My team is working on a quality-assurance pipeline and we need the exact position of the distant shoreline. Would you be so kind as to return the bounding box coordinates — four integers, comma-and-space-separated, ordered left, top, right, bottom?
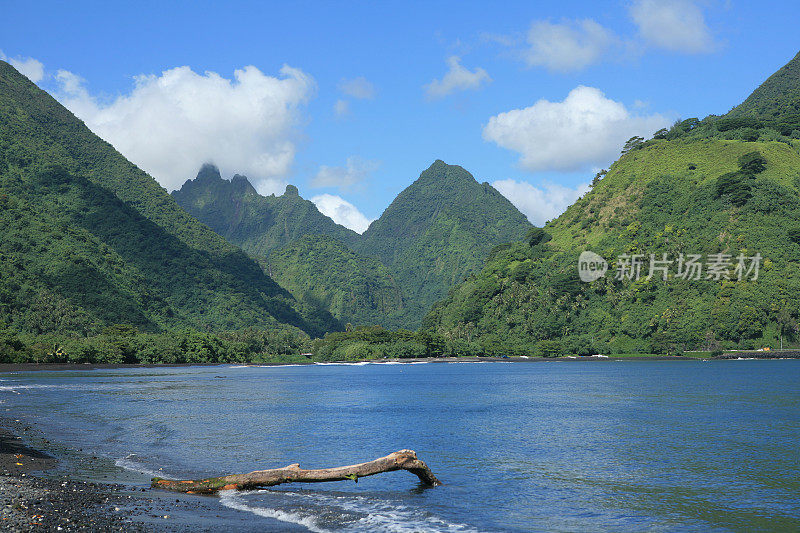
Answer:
3, 352, 800, 373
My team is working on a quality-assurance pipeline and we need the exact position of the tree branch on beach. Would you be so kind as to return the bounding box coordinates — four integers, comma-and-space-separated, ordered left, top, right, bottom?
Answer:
151, 450, 441, 494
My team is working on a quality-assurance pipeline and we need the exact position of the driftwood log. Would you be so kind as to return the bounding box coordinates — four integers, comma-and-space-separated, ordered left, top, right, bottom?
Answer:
151, 449, 440, 494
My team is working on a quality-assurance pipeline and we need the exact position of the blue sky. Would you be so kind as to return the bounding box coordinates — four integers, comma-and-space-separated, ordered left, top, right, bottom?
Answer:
2, 0, 799, 231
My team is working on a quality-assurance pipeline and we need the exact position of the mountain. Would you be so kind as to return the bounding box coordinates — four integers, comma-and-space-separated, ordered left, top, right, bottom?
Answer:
425, 53, 800, 355
266, 235, 406, 328
175, 159, 532, 329
172, 165, 359, 257
354, 160, 532, 318
173, 167, 406, 326
0, 60, 337, 337
726, 51, 800, 126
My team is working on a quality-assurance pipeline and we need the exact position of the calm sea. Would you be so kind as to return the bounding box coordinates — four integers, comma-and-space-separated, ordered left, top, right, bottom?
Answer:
1, 360, 798, 532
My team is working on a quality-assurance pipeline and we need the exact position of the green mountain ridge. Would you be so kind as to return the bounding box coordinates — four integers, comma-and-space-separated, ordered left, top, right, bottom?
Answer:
727, 51, 800, 124
354, 160, 533, 316
172, 165, 406, 327
0, 59, 337, 338
174, 159, 532, 329
424, 52, 800, 355
267, 235, 407, 328
172, 164, 359, 257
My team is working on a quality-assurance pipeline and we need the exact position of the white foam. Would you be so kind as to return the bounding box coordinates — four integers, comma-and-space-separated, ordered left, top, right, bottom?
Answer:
219, 490, 328, 532
0, 384, 62, 392
114, 454, 170, 478
314, 361, 370, 366
228, 364, 305, 368
224, 489, 479, 533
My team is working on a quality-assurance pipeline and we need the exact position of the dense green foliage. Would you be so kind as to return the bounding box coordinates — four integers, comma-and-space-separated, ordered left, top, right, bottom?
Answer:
624, 53, 800, 151
425, 136, 800, 354
173, 166, 405, 327
310, 324, 569, 359
353, 160, 532, 324
172, 165, 359, 257
267, 235, 407, 328
0, 326, 312, 365
0, 60, 337, 338
175, 159, 532, 329
726, 51, 800, 126
9, 51, 800, 362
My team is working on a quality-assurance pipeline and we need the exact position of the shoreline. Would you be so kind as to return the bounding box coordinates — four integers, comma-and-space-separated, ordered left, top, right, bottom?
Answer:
0, 418, 151, 531
4, 353, 799, 374
0, 418, 261, 532
0, 355, 702, 373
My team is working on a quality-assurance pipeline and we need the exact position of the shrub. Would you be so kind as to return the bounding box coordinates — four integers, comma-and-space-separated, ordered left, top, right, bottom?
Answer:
526, 228, 552, 247
534, 339, 563, 358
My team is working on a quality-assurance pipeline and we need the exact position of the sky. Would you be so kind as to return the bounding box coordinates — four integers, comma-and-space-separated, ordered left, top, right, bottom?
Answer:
2, 0, 799, 232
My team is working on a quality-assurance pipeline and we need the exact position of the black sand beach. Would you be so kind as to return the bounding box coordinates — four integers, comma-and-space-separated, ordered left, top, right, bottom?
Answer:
0, 419, 266, 532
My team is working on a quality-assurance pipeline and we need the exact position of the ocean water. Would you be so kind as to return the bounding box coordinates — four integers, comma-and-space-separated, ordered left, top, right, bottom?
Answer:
1, 360, 799, 532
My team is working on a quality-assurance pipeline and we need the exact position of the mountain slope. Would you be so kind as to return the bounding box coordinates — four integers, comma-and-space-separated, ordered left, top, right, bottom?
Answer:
727, 51, 800, 124
355, 160, 532, 321
267, 235, 407, 327
173, 167, 406, 326
0, 60, 337, 336
174, 160, 532, 329
426, 136, 800, 354
425, 53, 800, 354
172, 165, 359, 257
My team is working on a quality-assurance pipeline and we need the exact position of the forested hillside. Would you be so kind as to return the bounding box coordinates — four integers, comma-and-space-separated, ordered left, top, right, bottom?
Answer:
0, 60, 337, 340
424, 53, 800, 356
267, 235, 407, 328
175, 159, 532, 329
726, 50, 800, 125
172, 165, 359, 256
173, 167, 406, 326
354, 160, 532, 318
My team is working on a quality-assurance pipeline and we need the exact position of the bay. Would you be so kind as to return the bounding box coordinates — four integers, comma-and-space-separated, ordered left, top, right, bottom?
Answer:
1, 360, 798, 532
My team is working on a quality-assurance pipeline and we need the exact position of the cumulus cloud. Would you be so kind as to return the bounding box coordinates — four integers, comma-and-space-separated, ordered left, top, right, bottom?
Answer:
53, 64, 315, 194
0, 50, 45, 82
424, 56, 491, 99
311, 156, 379, 190
630, 0, 716, 54
493, 179, 590, 225
311, 194, 372, 233
338, 76, 375, 99
482, 86, 670, 172
524, 19, 616, 72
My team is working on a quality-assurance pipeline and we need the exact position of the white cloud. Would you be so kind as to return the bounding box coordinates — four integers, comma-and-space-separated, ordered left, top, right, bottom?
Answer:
311, 194, 372, 234
334, 99, 350, 117
0, 50, 45, 83
311, 156, 379, 190
524, 19, 616, 72
630, 0, 716, 54
53, 64, 315, 194
482, 86, 670, 172
424, 56, 491, 99
338, 76, 375, 99
493, 179, 590, 225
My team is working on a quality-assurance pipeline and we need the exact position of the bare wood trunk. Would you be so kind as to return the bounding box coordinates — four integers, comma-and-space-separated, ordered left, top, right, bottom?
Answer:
151, 449, 441, 494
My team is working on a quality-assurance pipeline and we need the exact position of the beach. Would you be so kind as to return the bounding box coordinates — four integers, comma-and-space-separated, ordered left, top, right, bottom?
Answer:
0, 418, 249, 532
1, 418, 145, 531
